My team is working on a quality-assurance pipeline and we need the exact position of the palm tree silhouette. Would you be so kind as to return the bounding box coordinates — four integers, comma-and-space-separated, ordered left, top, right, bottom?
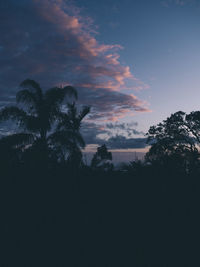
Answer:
0, 79, 78, 162
49, 102, 90, 165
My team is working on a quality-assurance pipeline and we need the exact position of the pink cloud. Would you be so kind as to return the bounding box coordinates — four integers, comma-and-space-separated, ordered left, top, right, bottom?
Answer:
0, 0, 150, 122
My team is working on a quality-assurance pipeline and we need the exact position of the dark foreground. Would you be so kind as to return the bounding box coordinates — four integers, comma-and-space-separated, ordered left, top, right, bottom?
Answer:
1, 166, 200, 267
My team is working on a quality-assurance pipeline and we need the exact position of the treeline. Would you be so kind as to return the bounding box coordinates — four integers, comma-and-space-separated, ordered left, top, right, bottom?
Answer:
1, 80, 200, 266
2, 80, 200, 176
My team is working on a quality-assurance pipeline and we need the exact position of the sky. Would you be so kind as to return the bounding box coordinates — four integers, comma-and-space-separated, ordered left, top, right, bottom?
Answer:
0, 0, 200, 160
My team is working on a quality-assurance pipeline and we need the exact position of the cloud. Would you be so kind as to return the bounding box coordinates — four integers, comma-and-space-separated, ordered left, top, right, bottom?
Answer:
78, 87, 149, 121
106, 122, 144, 136
81, 122, 107, 144
105, 136, 147, 149
81, 122, 147, 149
0, 0, 150, 122
161, 0, 195, 7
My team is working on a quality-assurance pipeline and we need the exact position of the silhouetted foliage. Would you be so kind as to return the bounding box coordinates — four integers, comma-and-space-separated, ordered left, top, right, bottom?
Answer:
2, 83, 200, 266
91, 144, 113, 171
0, 79, 89, 168
120, 159, 145, 174
50, 102, 90, 167
146, 111, 200, 173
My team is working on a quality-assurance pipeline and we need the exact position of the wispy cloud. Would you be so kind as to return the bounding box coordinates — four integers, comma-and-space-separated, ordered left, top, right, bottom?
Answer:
161, 0, 195, 7
0, 0, 150, 122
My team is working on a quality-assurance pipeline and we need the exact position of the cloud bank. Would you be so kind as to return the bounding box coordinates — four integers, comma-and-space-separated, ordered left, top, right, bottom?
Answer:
0, 0, 150, 149
81, 122, 147, 149
0, 0, 149, 122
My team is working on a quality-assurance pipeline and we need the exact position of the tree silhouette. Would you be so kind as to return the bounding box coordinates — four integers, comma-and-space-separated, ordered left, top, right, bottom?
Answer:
91, 144, 113, 171
0, 79, 85, 165
120, 159, 144, 173
146, 111, 200, 172
49, 102, 90, 166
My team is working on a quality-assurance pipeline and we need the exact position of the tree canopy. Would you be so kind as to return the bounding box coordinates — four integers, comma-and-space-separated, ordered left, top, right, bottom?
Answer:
0, 79, 89, 167
146, 111, 200, 172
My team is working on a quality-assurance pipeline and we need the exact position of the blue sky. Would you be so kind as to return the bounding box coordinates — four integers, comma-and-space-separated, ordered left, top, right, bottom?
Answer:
75, 0, 200, 131
0, 0, 200, 155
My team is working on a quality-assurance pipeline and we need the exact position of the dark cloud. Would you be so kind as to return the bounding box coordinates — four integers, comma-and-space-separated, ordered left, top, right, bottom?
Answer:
0, 0, 150, 122
81, 122, 107, 144
81, 122, 147, 149
78, 87, 148, 121
105, 136, 147, 149
106, 122, 138, 129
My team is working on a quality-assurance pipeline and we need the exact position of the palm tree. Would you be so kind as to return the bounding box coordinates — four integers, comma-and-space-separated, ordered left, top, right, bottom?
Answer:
49, 102, 90, 166
0, 79, 78, 163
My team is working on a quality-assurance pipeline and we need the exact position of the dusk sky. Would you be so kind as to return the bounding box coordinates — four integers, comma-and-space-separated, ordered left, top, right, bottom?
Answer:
1, 0, 200, 158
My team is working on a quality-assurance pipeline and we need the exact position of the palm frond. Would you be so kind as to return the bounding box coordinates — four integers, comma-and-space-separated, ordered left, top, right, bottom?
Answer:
25, 115, 41, 133
49, 129, 85, 148
67, 102, 77, 118
45, 86, 77, 107
16, 89, 37, 110
45, 87, 65, 106
45, 87, 77, 125
0, 133, 34, 149
0, 106, 28, 125
20, 79, 43, 102
78, 106, 90, 122
63, 85, 78, 100
56, 113, 71, 130
74, 131, 85, 148
48, 131, 72, 148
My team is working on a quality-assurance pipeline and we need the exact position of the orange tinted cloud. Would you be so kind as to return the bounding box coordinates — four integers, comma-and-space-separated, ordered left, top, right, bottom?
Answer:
0, 0, 150, 122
